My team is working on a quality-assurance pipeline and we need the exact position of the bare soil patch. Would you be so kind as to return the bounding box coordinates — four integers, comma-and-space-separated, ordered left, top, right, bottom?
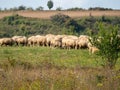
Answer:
0, 10, 120, 19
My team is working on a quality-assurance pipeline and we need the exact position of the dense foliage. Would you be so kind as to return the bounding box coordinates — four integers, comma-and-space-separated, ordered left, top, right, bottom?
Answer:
88, 7, 113, 11
91, 23, 120, 69
47, 0, 54, 10
0, 14, 120, 37
0, 6, 114, 11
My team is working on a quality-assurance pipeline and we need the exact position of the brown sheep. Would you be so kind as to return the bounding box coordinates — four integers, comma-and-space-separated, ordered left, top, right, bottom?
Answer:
89, 46, 99, 54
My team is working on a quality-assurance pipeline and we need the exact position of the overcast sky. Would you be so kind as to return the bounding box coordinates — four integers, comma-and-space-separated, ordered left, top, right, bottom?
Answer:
0, 0, 120, 10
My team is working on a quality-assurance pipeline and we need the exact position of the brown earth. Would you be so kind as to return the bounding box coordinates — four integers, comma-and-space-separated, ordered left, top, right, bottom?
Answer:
0, 10, 120, 19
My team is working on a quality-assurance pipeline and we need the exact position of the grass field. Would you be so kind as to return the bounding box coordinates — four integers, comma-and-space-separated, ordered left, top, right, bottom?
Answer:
0, 47, 120, 90
0, 10, 120, 19
0, 10, 120, 90
1, 46, 120, 68
0, 46, 99, 68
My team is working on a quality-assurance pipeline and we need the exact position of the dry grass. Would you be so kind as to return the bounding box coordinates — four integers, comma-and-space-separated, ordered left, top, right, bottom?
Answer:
0, 47, 120, 90
0, 64, 120, 90
0, 10, 120, 19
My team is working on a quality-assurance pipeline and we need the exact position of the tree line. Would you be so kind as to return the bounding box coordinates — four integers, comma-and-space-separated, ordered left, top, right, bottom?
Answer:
0, 5, 44, 11
0, 0, 118, 11
0, 6, 114, 12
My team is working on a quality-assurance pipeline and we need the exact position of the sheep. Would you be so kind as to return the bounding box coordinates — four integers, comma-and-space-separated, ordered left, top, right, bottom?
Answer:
66, 38, 77, 49
0, 38, 13, 46
67, 35, 78, 40
28, 36, 37, 46
87, 38, 99, 54
50, 35, 66, 48
62, 35, 78, 49
89, 46, 99, 54
45, 34, 55, 47
75, 35, 91, 49
35, 35, 46, 46
12, 36, 28, 46
0, 34, 98, 52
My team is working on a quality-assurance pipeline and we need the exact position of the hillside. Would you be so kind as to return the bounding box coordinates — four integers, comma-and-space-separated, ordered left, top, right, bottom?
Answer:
0, 11, 120, 37
0, 10, 120, 90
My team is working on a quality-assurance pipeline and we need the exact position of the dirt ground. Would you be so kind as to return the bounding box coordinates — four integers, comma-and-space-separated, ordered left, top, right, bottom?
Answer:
0, 10, 120, 19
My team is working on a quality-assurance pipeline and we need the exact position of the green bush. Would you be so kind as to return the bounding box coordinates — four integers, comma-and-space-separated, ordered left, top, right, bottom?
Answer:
50, 13, 70, 26
91, 23, 120, 69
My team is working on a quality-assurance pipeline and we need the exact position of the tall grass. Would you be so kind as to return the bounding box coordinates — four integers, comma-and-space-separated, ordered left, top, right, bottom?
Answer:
0, 65, 120, 90
0, 46, 120, 90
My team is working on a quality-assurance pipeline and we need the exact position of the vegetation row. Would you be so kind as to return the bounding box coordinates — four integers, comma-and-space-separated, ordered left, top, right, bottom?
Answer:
0, 14, 120, 38
0, 5, 114, 11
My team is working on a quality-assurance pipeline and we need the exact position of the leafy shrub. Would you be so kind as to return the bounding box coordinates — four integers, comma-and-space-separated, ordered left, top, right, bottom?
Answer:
51, 13, 70, 26
91, 23, 120, 69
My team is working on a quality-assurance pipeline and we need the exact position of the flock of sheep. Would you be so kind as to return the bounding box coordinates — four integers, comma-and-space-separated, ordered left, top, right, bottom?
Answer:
0, 34, 99, 53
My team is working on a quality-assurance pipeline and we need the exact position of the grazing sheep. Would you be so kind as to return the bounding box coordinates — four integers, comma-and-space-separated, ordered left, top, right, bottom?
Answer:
35, 35, 46, 46
45, 34, 55, 47
28, 36, 36, 46
62, 35, 78, 49
76, 35, 91, 49
12, 36, 28, 46
0, 38, 13, 46
51, 35, 65, 48
89, 46, 99, 54
0, 34, 99, 54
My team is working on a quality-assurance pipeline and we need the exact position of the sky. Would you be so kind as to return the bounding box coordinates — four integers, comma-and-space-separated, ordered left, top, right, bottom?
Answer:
0, 0, 120, 10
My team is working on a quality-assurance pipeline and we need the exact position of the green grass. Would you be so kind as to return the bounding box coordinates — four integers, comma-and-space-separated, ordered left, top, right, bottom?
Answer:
0, 46, 120, 69
0, 46, 101, 68
0, 46, 120, 90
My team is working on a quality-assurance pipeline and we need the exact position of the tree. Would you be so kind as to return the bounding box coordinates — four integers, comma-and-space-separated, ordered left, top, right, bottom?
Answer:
47, 0, 53, 10
18, 5, 26, 10
36, 6, 44, 11
27, 7, 33, 11
56, 7, 62, 11
0, 8, 2, 11
91, 23, 120, 69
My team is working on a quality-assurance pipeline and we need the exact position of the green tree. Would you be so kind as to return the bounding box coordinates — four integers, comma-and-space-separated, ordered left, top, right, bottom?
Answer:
47, 0, 53, 10
27, 7, 33, 11
36, 6, 44, 11
51, 14, 70, 25
91, 23, 120, 69
18, 5, 26, 10
56, 7, 62, 11
0, 8, 2, 11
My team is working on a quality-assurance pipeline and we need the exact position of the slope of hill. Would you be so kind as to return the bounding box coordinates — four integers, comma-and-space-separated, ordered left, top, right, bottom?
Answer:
0, 13, 120, 37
